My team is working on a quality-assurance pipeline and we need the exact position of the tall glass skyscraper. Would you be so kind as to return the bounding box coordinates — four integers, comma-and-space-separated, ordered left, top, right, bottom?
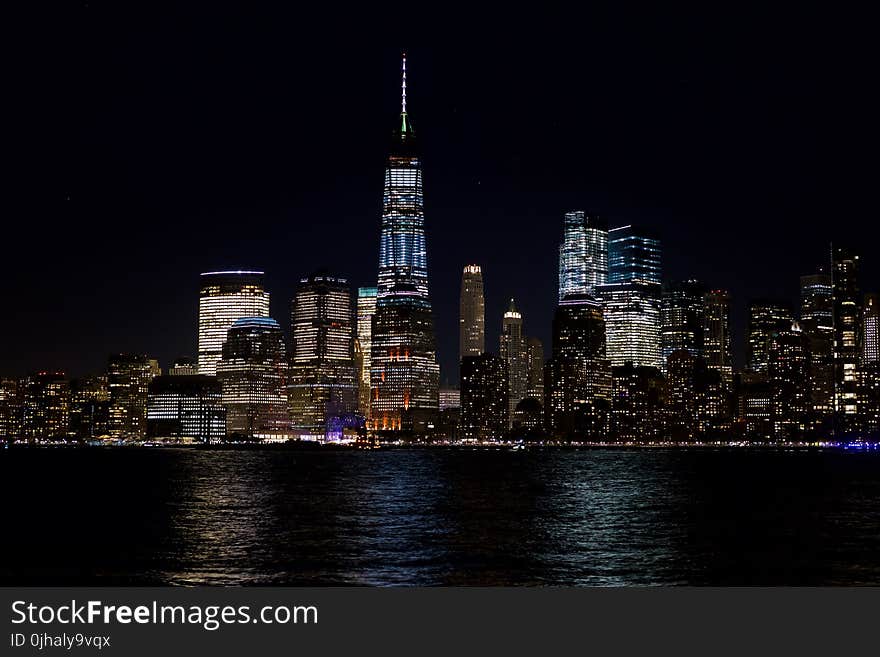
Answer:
607, 225, 661, 285
356, 287, 378, 419
288, 273, 358, 438
459, 264, 485, 361
558, 211, 607, 300
596, 224, 662, 369
198, 271, 270, 376
370, 55, 440, 434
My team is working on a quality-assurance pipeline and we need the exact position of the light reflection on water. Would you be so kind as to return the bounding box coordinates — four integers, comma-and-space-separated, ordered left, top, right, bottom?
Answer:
2, 448, 880, 585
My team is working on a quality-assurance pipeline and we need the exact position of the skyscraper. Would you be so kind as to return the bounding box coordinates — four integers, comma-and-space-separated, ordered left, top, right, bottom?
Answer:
597, 282, 662, 368
460, 353, 508, 441
558, 211, 608, 300
596, 225, 662, 369
500, 298, 527, 426
544, 294, 612, 438
370, 54, 440, 434
607, 225, 661, 285
459, 265, 485, 361
525, 336, 545, 401
69, 374, 110, 441
661, 280, 705, 368
356, 287, 378, 418
21, 372, 70, 441
703, 290, 733, 386
108, 353, 155, 440
832, 246, 861, 429
288, 273, 358, 439
862, 293, 879, 365
800, 270, 835, 420
198, 271, 270, 376
747, 300, 793, 373
768, 323, 811, 440
860, 293, 880, 436
216, 317, 288, 440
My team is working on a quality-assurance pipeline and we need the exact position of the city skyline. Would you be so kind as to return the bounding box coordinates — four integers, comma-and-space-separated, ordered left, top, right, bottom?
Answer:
7, 14, 879, 384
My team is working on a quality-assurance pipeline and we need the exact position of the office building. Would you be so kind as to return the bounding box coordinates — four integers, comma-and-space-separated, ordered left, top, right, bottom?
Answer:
558, 211, 607, 300
198, 270, 270, 376
768, 323, 812, 440
146, 375, 226, 443
661, 280, 706, 368
703, 290, 733, 387
108, 354, 155, 440
800, 271, 835, 420
748, 300, 793, 373
459, 265, 485, 361
500, 298, 527, 426
460, 353, 508, 441
216, 317, 289, 440
356, 287, 378, 418
21, 372, 70, 441
832, 246, 861, 430
544, 294, 612, 439
370, 54, 440, 434
288, 273, 358, 439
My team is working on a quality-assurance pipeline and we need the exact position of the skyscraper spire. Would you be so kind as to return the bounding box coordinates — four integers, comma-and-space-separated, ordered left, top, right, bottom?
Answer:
401, 52, 407, 114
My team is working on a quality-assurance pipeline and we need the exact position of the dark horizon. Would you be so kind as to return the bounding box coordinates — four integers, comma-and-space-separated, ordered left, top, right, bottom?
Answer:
7, 4, 877, 382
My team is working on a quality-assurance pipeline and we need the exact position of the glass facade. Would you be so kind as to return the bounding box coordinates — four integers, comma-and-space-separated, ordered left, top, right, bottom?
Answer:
597, 225, 662, 369
370, 56, 440, 434
607, 225, 661, 285
198, 271, 270, 377
558, 211, 607, 300
596, 282, 662, 369
288, 273, 358, 438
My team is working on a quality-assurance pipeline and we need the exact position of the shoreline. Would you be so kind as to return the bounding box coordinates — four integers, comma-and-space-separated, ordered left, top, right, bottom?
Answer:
3, 441, 879, 452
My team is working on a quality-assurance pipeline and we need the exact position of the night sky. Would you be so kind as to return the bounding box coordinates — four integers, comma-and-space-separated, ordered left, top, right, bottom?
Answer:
7, 4, 877, 382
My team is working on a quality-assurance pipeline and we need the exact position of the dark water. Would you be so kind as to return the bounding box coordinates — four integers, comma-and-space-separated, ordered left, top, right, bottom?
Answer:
2, 448, 880, 586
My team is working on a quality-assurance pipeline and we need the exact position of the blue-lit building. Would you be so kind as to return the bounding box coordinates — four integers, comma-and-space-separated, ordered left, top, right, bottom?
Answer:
370, 55, 440, 434
607, 225, 661, 285
558, 211, 607, 300
596, 225, 663, 369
